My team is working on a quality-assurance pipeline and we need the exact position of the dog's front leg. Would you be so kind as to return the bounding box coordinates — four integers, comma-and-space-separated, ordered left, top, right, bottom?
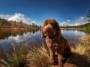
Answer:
48, 48, 55, 64
58, 54, 64, 67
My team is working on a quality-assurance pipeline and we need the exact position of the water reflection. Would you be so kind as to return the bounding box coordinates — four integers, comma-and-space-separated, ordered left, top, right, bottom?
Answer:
61, 30, 86, 40
0, 30, 87, 52
0, 32, 41, 44
0, 32, 41, 54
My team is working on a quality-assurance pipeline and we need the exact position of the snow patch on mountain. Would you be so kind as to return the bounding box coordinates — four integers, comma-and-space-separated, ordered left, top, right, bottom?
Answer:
0, 13, 36, 25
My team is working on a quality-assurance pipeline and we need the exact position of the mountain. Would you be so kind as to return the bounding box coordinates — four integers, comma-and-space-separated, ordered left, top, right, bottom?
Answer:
0, 13, 36, 25
0, 18, 40, 31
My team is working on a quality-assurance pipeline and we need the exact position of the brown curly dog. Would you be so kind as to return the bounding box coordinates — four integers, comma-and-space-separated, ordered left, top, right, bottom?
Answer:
42, 19, 71, 67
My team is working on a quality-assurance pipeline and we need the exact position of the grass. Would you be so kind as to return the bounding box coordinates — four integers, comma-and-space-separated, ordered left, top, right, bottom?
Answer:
26, 46, 49, 67
82, 24, 90, 33
27, 35, 90, 67
0, 35, 90, 67
72, 35, 90, 56
69, 35, 90, 67
0, 44, 29, 67
29, 35, 90, 67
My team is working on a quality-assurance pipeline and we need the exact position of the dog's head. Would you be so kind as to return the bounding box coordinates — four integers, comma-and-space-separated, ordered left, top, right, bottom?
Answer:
42, 19, 61, 39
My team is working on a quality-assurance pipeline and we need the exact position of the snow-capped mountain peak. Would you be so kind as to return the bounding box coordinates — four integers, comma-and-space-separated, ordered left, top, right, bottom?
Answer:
0, 13, 36, 25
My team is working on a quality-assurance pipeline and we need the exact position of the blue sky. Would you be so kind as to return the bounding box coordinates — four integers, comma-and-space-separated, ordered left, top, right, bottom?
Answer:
0, 0, 90, 25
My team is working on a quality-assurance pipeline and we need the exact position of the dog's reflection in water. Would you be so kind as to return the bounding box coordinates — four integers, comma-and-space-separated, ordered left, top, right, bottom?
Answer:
42, 19, 71, 67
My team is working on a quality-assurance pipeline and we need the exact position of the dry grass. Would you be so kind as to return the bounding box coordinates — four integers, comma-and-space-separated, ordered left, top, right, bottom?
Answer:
72, 35, 90, 58
69, 35, 90, 67
0, 35, 90, 67
26, 46, 49, 67
0, 44, 28, 67
28, 35, 90, 67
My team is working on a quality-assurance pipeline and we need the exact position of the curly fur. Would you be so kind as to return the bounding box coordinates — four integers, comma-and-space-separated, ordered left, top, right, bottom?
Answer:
42, 19, 71, 66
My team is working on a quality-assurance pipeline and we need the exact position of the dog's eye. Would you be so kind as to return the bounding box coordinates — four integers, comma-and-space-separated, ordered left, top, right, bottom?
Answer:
43, 35, 46, 38
42, 34, 46, 38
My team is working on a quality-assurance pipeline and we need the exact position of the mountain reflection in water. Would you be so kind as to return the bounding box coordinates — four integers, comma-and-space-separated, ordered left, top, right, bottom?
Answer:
0, 30, 86, 53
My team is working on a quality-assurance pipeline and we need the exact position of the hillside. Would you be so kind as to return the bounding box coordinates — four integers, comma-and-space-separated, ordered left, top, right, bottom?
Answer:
75, 23, 90, 28
0, 18, 40, 31
61, 22, 90, 33
80, 23, 90, 33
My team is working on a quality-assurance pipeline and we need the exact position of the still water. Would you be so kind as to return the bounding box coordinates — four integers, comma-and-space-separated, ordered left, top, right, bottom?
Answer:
0, 30, 87, 53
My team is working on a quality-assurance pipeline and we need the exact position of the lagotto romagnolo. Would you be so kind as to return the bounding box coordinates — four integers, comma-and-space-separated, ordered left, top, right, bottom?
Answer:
42, 19, 72, 66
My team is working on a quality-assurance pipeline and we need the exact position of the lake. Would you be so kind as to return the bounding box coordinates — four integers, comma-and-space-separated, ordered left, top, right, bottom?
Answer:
0, 29, 87, 53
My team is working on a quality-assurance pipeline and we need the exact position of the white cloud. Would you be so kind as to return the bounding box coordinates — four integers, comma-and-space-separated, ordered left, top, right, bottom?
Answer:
60, 16, 88, 26
0, 13, 37, 25
69, 16, 88, 26
0, 13, 88, 26
74, 16, 88, 25
0, 14, 11, 19
66, 19, 71, 22
60, 21, 67, 26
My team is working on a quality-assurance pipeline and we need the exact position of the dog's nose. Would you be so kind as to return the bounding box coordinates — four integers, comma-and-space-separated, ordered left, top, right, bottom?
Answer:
45, 36, 52, 42
45, 36, 50, 40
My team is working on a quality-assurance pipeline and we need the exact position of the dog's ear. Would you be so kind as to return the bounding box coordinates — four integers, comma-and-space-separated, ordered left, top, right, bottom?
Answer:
41, 20, 49, 38
43, 20, 49, 27
51, 19, 61, 36
41, 26, 46, 38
